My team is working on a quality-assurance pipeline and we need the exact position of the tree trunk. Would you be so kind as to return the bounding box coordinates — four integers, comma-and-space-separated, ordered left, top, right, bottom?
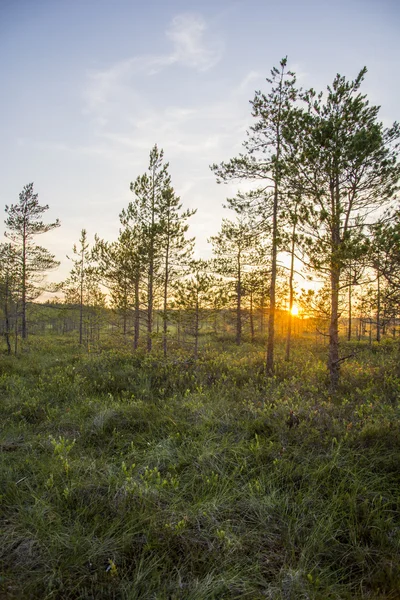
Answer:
347, 274, 352, 341
328, 173, 341, 390
328, 265, 340, 390
147, 258, 153, 352
21, 223, 27, 340
266, 184, 278, 375
79, 253, 84, 345
163, 235, 170, 357
14, 304, 19, 355
376, 267, 381, 342
249, 290, 255, 343
147, 174, 156, 353
260, 291, 265, 335
3, 276, 11, 355
134, 275, 140, 351
236, 254, 242, 345
194, 295, 199, 359
285, 210, 297, 361
122, 309, 127, 337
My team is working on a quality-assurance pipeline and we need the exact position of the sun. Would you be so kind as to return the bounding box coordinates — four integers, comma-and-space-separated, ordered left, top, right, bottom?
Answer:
290, 304, 299, 316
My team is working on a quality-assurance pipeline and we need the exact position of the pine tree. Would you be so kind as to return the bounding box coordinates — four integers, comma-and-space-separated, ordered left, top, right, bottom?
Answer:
64, 229, 91, 345
94, 227, 143, 348
369, 210, 400, 335
123, 145, 195, 353
210, 217, 259, 345
172, 260, 215, 358
64, 230, 104, 349
4, 183, 60, 339
124, 145, 171, 351
211, 58, 297, 373
291, 69, 400, 388
159, 186, 195, 356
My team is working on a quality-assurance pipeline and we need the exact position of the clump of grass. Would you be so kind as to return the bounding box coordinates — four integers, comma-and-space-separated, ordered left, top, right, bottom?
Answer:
1, 338, 399, 599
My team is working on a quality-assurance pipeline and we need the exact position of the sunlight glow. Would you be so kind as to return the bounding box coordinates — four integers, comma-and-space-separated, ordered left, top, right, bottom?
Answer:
291, 304, 299, 316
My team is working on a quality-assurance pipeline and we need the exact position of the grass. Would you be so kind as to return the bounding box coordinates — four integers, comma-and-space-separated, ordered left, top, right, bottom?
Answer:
1, 337, 400, 599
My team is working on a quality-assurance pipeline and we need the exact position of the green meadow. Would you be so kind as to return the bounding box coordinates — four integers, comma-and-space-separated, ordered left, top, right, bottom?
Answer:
1, 336, 399, 599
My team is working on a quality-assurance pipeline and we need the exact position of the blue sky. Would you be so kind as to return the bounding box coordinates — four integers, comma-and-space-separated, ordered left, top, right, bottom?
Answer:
1, 0, 399, 281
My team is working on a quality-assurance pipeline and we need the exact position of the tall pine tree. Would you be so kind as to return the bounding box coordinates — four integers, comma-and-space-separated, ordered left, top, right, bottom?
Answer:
212, 58, 297, 374
4, 183, 60, 340
291, 69, 400, 388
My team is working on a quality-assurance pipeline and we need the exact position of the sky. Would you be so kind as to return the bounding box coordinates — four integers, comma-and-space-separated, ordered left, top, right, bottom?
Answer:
1, 0, 399, 283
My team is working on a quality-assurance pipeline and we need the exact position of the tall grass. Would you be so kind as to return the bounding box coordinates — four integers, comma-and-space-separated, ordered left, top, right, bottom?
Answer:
1, 337, 399, 598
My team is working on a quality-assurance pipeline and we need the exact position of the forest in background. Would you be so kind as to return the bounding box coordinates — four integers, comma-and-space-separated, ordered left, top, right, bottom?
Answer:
1, 59, 400, 599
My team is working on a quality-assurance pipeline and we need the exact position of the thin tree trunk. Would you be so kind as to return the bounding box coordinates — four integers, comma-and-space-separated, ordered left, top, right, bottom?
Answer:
21, 222, 27, 340
266, 184, 278, 374
14, 305, 18, 355
134, 275, 140, 350
121, 281, 128, 337
328, 173, 341, 390
260, 291, 265, 335
347, 274, 352, 341
328, 265, 340, 389
147, 170, 156, 353
147, 259, 153, 352
163, 234, 170, 357
376, 267, 381, 342
249, 290, 255, 343
236, 253, 242, 345
4, 276, 11, 355
265, 63, 287, 374
285, 210, 297, 361
122, 309, 127, 336
79, 256, 84, 345
194, 295, 199, 359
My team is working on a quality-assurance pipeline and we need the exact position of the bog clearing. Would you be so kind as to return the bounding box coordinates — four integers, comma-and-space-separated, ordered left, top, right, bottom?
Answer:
1, 333, 399, 600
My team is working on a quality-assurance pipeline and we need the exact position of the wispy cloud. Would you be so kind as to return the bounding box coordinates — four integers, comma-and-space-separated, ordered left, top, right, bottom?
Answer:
16, 137, 118, 160
166, 14, 223, 71
83, 13, 223, 118
74, 10, 253, 250
235, 70, 263, 94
